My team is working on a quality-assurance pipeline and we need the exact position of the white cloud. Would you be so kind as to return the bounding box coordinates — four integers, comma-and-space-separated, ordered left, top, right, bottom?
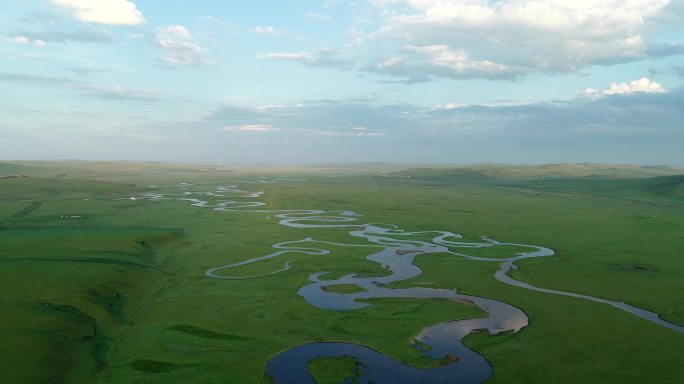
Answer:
9, 36, 30, 45
604, 77, 666, 95
254, 26, 299, 38
367, 44, 512, 81
257, 52, 314, 61
433, 102, 465, 110
222, 124, 279, 132
153, 25, 208, 65
364, 0, 676, 79
373, 0, 668, 31
311, 129, 383, 137
580, 77, 666, 98
162, 25, 191, 40
20, 53, 43, 61
220, 115, 383, 137
7, 36, 46, 47
256, 1, 677, 81
255, 104, 286, 111
409, 44, 508, 74
257, 48, 353, 68
254, 26, 280, 35
51, 0, 144, 26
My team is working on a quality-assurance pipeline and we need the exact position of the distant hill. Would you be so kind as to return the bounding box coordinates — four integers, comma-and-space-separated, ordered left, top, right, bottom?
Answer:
308, 162, 410, 171
2, 161, 683, 183
0, 162, 36, 177
645, 175, 684, 198
376, 164, 684, 205
514, 174, 684, 206
383, 163, 684, 181
382, 167, 495, 182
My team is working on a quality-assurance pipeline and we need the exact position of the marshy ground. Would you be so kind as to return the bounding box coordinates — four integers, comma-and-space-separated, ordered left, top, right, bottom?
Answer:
0, 161, 682, 383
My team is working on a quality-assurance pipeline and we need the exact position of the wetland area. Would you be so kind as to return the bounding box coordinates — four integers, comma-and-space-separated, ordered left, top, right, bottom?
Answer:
1, 161, 683, 383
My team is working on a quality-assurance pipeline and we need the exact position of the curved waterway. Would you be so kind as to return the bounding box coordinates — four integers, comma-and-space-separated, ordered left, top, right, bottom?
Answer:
136, 181, 684, 384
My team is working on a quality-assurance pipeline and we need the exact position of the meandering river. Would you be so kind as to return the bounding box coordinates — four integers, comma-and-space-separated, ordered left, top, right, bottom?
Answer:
135, 180, 683, 383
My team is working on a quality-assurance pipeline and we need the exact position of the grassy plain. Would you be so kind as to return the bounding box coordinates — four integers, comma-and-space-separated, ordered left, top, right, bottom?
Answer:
0, 161, 682, 383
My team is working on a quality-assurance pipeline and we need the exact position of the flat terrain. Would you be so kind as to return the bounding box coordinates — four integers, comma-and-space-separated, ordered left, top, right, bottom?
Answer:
0, 161, 683, 383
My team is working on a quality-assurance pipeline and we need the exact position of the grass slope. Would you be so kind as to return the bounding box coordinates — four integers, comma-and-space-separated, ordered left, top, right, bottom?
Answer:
0, 161, 682, 383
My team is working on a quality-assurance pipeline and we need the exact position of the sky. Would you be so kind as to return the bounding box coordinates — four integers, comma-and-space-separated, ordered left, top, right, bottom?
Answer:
1, 0, 683, 165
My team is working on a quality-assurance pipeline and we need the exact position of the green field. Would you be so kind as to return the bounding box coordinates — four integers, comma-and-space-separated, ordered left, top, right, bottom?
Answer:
1, 161, 683, 383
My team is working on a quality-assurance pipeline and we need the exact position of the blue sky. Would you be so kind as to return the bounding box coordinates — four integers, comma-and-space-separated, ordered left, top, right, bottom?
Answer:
1, 0, 683, 164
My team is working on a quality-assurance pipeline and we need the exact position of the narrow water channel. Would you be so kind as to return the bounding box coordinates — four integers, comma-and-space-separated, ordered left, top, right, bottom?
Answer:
137, 181, 683, 383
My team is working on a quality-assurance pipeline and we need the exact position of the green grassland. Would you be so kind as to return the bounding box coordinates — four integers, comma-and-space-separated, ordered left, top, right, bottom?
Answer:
0, 161, 683, 383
